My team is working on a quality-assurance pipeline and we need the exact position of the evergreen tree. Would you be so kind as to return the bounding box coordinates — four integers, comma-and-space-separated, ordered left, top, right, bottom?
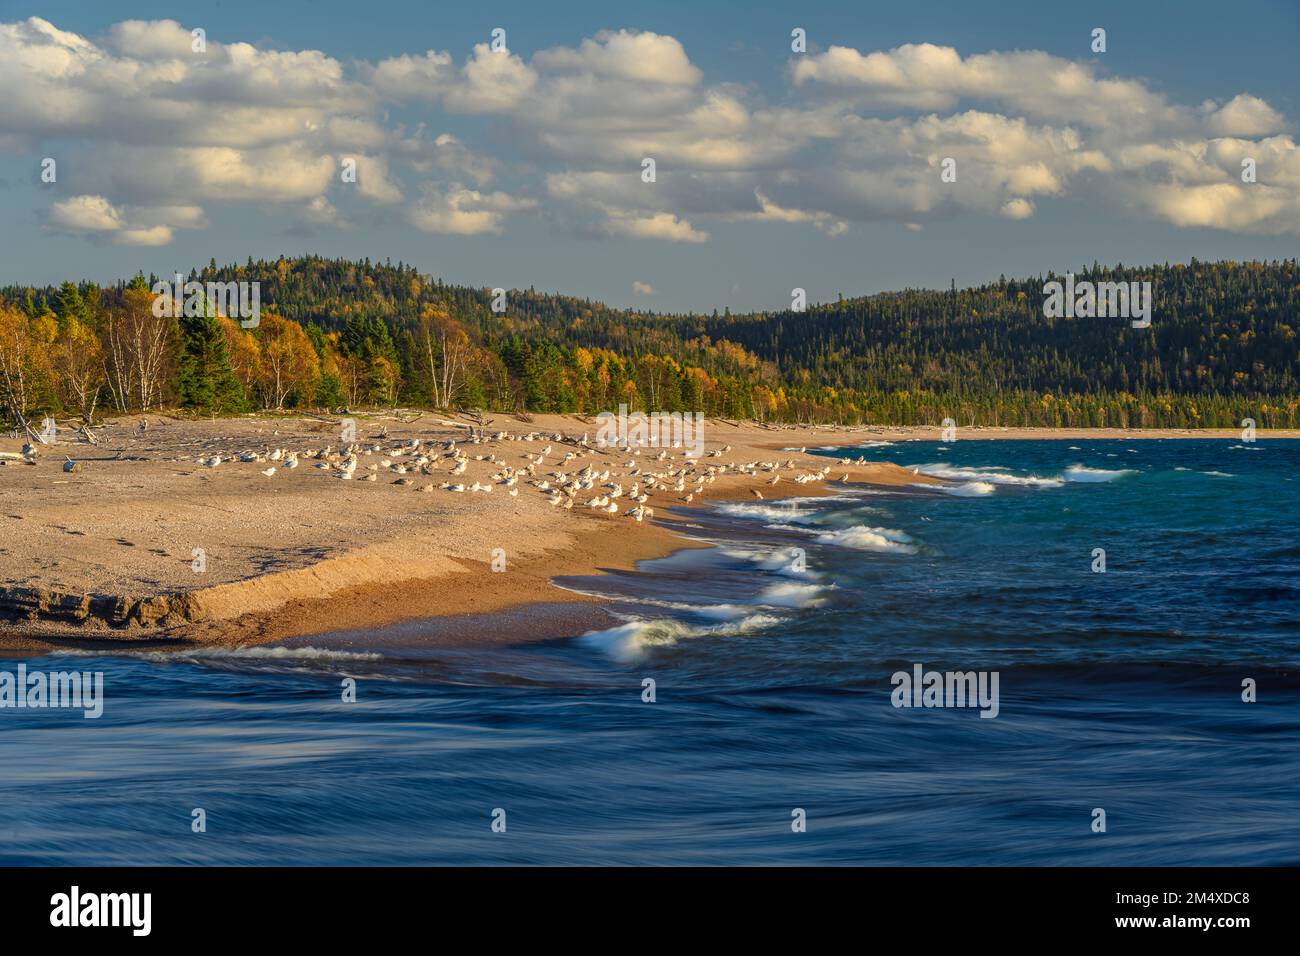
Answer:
178, 301, 246, 413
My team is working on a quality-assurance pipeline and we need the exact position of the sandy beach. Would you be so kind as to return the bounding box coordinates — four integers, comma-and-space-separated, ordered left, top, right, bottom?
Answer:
2, 413, 1292, 652
0, 411, 939, 651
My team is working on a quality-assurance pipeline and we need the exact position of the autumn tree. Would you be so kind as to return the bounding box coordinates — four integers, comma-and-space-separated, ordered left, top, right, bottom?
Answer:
54, 316, 104, 422
221, 317, 260, 403
257, 311, 319, 409
0, 302, 48, 432
415, 303, 474, 408
103, 279, 178, 411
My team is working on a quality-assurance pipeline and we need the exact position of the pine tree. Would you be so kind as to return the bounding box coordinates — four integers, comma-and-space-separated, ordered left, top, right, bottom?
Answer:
178, 301, 246, 413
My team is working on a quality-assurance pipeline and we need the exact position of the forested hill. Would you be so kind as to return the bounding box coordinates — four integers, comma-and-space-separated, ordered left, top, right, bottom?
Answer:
2, 256, 1298, 428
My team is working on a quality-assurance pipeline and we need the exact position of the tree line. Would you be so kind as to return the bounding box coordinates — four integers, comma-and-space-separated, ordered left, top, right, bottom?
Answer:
1, 255, 1296, 430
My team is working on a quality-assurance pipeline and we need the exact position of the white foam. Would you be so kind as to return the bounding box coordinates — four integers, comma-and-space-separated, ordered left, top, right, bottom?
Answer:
813, 525, 918, 552
579, 613, 781, 661
715, 501, 822, 524
727, 548, 821, 577
911, 463, 1064, 488
1062, 464, 1134, 482
551, 585, 756, 620
758, 581, 829, 607
925, 480, 997, 497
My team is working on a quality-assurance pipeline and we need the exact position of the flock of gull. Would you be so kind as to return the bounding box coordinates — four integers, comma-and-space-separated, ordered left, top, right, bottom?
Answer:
191, 427, 853, 523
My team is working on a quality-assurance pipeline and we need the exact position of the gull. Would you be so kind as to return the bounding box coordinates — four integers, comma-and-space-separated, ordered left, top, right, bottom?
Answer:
202, 455, 222, 468
443, 483, 466, 492
284, 456, 299, 469
260, 467, 276, 478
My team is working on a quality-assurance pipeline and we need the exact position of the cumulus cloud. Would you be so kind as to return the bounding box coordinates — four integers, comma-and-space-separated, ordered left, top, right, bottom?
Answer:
47, 194, 204, 245
407, 185, 536, 235
2, 17, 1296, 247
604, 212, 709, 242
632, 280, 656, 295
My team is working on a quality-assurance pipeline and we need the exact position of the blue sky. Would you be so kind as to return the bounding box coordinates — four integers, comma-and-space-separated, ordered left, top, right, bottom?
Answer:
2, 0, 1297, 311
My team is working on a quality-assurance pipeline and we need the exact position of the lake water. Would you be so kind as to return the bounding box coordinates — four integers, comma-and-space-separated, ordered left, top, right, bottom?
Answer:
2, 439, 1297, 865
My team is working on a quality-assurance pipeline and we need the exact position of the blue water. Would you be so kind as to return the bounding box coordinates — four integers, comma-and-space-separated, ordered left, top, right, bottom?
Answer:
2, 440, 1297, 865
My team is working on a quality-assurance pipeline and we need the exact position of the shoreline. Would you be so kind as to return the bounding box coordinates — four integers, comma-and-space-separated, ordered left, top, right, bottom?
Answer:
2, 415, 1291, 655
0, 412, 935, 653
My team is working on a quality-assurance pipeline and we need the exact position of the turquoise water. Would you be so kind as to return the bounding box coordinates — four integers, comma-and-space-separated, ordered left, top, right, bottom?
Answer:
2, 439, 1297, 865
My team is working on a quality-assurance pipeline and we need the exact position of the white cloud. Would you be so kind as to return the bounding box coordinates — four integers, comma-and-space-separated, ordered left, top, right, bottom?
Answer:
50, 195, 123, 232
534, 30, 700, 86
1000, 198, 1035, 220
632, 280, 656, 295
47, 194, 204, 245
445, 43, 536, 113
604, 212, 709, 242
2, 18, 1296, 247
407, 185, 536, 235
1202, 94, 1286, 137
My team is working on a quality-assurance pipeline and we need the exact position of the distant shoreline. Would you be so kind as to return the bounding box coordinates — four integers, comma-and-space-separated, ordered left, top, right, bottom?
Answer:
767, 425, 1300, 441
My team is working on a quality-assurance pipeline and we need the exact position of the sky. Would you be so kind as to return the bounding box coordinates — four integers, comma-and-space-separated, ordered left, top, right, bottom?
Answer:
1, 0, 1298, 312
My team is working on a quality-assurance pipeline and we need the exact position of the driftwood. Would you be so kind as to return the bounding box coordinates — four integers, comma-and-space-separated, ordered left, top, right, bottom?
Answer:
294, 411, 344, 424
7, 405, 43, 445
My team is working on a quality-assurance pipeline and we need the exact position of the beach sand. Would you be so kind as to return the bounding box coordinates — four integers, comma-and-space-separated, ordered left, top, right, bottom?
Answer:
0, 411, 935, 651
1, 413, 1290, 653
